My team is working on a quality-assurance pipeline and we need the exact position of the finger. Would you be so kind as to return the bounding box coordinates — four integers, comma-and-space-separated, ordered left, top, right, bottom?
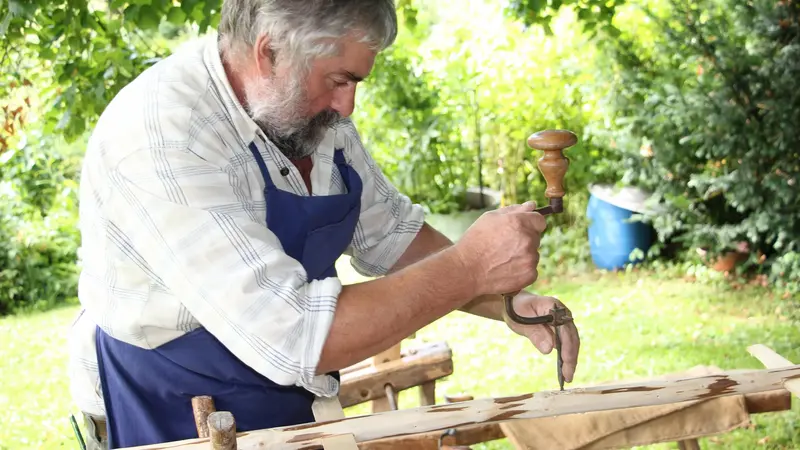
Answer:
559, 319, 581, 383
503, 201, 537, 214
525, 323, 555, 355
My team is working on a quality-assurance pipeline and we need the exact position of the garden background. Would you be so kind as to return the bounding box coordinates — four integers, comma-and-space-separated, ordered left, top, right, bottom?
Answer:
1, 0, 799, 448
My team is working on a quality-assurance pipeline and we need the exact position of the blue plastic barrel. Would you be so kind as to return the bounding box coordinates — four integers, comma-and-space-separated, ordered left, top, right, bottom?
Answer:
586, 190, 655, 271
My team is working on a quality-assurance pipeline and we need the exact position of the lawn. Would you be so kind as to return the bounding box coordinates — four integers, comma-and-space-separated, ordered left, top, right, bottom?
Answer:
1, 214, 798, 449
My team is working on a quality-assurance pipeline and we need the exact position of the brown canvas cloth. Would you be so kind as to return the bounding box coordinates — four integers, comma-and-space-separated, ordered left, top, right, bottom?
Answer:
500, 365, 751, 450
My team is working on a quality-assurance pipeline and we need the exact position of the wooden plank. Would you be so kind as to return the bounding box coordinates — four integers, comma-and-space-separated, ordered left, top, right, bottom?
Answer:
338, 341, 453, 408
747, 345, 800, 398
340, 342, 443, 376
743, 389, 791, 413
119, 365, 800, 450
359, 378, 791, 450
359, 423, 505, 450
360, 387, 791, 450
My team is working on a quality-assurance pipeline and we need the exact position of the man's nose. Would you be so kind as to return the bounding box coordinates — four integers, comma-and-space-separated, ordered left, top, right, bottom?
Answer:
330, 84, 356, 118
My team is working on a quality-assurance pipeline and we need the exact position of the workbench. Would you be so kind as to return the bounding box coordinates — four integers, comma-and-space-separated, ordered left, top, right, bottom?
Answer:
354, 364, 791, 450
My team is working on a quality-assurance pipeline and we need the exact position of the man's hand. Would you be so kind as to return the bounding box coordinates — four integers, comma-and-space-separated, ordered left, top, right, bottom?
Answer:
452, 201, 546, 297
502, 291, 580, 384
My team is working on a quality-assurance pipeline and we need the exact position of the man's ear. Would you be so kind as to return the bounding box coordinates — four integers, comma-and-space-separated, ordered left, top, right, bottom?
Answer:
253, 34, 276, 76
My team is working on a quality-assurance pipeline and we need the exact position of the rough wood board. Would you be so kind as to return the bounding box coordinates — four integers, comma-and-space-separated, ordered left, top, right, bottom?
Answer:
359, 387, 788, 450
338, 341, 452, 408
359, 423, 505, 450
747, 344, 800, 398
119, 364, 800, 450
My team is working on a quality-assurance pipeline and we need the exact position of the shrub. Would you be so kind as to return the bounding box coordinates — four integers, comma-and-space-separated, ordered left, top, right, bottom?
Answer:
590, 0, 800, 289
0, 136, 81, 315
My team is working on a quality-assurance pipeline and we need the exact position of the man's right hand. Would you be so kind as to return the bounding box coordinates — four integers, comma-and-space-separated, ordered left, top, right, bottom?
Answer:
452, 201, 547, 296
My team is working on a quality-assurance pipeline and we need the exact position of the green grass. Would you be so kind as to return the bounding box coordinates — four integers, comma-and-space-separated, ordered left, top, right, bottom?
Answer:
0, 304, 81, 449
1, 212, 798, 449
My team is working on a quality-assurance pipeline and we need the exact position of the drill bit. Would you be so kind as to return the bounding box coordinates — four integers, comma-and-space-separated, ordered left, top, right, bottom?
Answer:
555, 321, 565, 391
505, 295, 572, 391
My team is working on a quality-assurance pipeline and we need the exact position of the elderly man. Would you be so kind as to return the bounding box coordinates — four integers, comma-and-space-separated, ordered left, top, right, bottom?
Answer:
68, 0, 580, 448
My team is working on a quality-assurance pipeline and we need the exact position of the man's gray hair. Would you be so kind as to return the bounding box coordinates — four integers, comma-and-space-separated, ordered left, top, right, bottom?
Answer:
219, 0, 398, 71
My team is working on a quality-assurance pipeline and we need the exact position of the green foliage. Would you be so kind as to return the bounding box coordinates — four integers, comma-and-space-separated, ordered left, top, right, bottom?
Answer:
0, 0, 209, 315
0, 0, 210, 151
354, 1, 616, 220
353, 19, 476, 213
0, 135, 82, 315
506, 0, 623, 36
589, 0, 800, 292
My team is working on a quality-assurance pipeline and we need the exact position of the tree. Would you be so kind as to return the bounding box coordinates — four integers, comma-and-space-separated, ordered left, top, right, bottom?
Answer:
0, 0, 221, 152
0, 0, 610, 151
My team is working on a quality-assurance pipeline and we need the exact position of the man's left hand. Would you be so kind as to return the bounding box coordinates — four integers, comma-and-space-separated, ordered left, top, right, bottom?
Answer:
502, 291, 580, 384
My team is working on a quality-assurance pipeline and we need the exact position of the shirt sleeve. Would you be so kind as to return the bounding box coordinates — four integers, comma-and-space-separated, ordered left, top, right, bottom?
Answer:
338, 120, 426, 277
107, 138, 341, 396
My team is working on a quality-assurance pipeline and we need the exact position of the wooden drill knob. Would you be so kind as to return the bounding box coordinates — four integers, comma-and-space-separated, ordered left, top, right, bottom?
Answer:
527, 129, 578, 151
527, 129, 577, 199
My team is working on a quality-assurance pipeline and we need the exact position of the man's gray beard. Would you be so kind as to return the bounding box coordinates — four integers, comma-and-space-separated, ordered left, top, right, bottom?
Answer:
261, 109, 341, 160
244, 72, 341, 161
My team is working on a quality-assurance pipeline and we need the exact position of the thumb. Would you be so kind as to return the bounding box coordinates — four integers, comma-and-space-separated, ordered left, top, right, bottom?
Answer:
504, 201, 537, 213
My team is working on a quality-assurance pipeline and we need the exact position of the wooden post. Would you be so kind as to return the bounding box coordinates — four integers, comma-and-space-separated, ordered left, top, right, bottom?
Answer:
207, 411, 236, 450
371, 344, 402, 412
677, 440, 701, 450
419, 382, 436, 406
192, 396, 216, 439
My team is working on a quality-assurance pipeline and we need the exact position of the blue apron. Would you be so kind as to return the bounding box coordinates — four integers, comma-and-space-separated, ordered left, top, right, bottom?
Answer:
95, 143, 362, 448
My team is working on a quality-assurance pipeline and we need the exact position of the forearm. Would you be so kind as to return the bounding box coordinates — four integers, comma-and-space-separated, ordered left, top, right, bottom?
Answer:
390, 222, 505, 321
461, 293, 505, 320
317, 246, 475, 373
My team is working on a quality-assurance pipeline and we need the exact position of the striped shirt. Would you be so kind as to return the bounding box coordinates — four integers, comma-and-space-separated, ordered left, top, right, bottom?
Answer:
67, 34, 424, 417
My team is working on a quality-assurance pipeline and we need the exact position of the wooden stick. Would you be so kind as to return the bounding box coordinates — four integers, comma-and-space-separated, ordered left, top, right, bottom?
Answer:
119, 365, 800, 450
746, 344, 800, 397
370, 344, 402, 413
192, 396, 216, 439
419, 382, 436, 407
207, 412, 236, 450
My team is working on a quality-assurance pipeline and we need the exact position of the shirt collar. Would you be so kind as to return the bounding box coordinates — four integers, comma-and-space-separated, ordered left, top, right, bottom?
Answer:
202, 33, 262, 146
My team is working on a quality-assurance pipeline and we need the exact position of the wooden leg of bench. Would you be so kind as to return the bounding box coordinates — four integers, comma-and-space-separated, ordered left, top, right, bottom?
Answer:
208, 411, 237, 450
419, 381, 436, 406
677, 439, 700, 450
371, 344, 402, 413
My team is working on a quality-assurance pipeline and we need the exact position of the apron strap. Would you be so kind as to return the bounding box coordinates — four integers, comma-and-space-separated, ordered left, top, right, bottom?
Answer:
247, 142, 277, 190
333, 148, 347, 166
